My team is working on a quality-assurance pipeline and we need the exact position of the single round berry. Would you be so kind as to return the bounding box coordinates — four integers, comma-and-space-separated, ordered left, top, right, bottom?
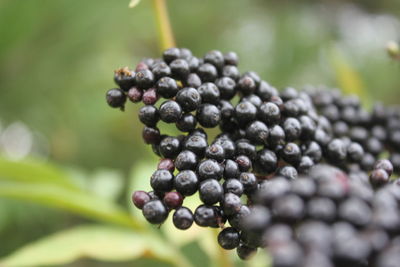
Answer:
281, 142, 301, 165
197, 63, 218, 82
159, 100, 182, 123
327, 139, 347, 163
224, 159, 240, 179
237, 76, 256, 95
198, 82, 220, 104
223, 178, 244, 196
163, 191, 184, 209
173, 206, 194, 230
135, 69, 154, 89
197, 159, 223, 181
236, 244, 257, 260
170, 59, 189, 79
347, 142, 364, 163
235, 101, 257, 125
142, 126, 161, 144
150, 169, 174, 192
218, 227, 240, 250
197, 104, 221, 128
205, 143, 225, 162
278, 166, 298, 180
204, 50, 224, 69
132, 190, 151, 209
138, 105, 159, 127
216, 77, 236, 100
156, 77, 179, 98
222, 65, 240, 80
175, 150, 198, 171
183, 134, 208, 157
142, 88, 159, 105
157, 158, 175, 172
174, 170, 199, 196
163, 48, 181, 64
236, 155, 252, 172
239, 172, 257, 194
224, 51, 238, 65
255, 149, 278, 174
152, 62, 171, 80
246, 121, 269, 145
283, 117, 302, 141
142, 200, 168, 224
114, 67, 135, 91
199, 179, 223, 205
127, 87, 143, 103
159, 136, 181, 159
374, 159, 394, 176
185, 73, 202, 88
106, 88, 126, 109
176, 113, 197, 132
176, 87, 202, 112
194, 205, 220, 227
222, 192, 242, 216
370, 169, 390, 187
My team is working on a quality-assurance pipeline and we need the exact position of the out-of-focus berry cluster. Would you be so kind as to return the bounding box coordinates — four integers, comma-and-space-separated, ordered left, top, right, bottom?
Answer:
106, 48, 400, 267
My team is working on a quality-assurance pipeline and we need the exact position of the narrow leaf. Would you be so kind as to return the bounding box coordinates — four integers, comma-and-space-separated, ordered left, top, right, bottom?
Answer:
0, 224, 177, 267
0, 181, 143, 230
0, 157, 78, 190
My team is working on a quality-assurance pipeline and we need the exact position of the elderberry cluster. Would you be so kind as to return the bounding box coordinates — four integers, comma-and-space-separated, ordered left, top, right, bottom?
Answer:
105, 48, 400, 267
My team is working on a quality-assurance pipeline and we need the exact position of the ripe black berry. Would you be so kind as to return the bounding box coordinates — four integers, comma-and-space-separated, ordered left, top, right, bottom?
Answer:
197, 104, 221, 128
197, 159, 223, 181
106, 88, 126, 109
218, 227, 240, 250
198, 82, 220, 104
199, 179, 224, 205
197, 63, 218, 82
176, 87, 202, 112
159, 100, 182, 123
173, 206, 194, 230
170, 59, 189, 79
142, 200, 168, 224
150, 169, 174, 192
135, 69, 154, 89
159, 136, 181, 159
174, 170, 199, 196
156, 77, 179, 98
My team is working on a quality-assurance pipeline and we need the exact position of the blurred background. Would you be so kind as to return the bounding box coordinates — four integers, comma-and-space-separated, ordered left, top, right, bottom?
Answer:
0, 0, 399, 266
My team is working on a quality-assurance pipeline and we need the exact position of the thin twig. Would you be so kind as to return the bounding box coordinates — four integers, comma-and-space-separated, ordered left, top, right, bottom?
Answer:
152, 0, 176, 52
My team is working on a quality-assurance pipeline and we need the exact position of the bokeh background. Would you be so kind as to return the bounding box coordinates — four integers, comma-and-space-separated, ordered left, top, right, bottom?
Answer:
0, 0, 399, 266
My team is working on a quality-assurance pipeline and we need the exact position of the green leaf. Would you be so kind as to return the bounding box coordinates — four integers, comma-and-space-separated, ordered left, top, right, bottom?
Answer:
0, 181, 143, 230
129, 0, 141, 8
89, 169, 124, 201
0, 157, 78, 190
0, 224, 183, 267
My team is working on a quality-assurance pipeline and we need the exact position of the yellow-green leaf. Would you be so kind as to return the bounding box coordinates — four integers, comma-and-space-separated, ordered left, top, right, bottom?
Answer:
0, 181, 143, 230
0, 225, 178, 267
0, 157, 79, 190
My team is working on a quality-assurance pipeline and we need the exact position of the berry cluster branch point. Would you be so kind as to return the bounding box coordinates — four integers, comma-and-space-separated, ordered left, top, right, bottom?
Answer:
152, 0, 176, 52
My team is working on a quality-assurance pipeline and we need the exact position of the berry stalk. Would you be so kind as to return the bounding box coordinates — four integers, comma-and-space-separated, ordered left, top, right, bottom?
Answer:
152, 0, 176, 52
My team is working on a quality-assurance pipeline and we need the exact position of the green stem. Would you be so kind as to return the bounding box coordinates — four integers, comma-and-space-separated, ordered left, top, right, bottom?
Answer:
152, 0, 176, 52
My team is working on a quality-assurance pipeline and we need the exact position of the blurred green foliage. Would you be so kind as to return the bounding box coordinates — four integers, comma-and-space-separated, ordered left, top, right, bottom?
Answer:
0, 0, 399, 266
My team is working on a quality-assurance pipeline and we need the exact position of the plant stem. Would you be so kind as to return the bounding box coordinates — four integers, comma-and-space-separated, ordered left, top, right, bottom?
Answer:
152, 0, 176, 52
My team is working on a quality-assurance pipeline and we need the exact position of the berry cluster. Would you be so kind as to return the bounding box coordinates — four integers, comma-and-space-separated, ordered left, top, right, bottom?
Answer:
105, 48, 400, 267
